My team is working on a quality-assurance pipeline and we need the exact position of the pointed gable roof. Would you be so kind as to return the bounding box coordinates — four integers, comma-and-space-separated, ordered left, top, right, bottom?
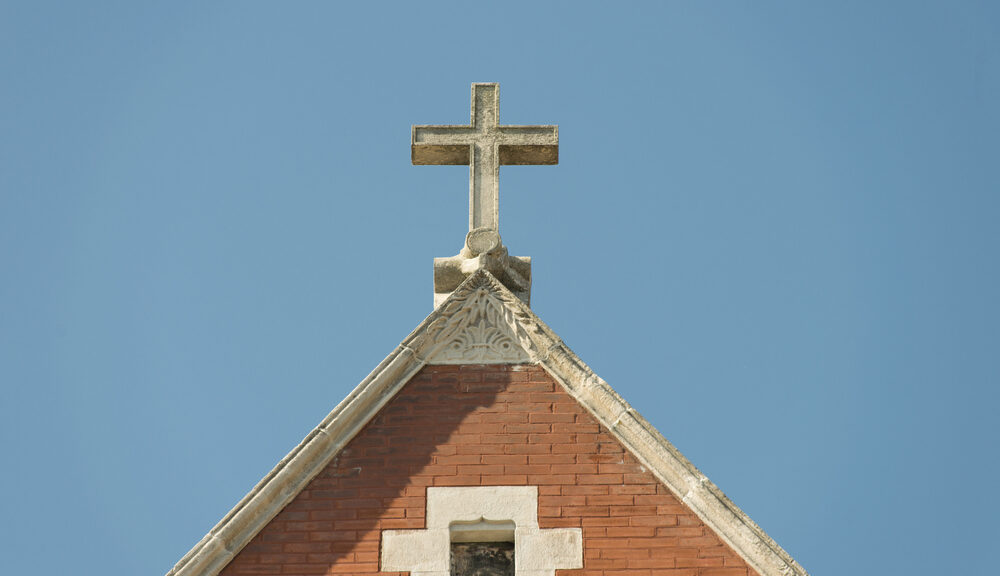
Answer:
167, 270, 808, 576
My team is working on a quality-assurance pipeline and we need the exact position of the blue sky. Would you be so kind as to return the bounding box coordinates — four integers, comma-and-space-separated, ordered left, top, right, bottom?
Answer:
2, 2, 998, 574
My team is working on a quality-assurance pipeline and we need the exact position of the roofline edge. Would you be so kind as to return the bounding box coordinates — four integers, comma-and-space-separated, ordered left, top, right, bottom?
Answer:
166, 340, 433, 576
166, 269, 809, 576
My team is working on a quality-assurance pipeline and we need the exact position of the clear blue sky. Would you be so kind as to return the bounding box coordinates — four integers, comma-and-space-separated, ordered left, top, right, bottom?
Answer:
2, 2, 998, 574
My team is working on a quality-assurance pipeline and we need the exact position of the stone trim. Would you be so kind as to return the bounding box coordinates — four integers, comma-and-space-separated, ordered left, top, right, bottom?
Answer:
381, 486, 582, 576
166, 269, 808, 576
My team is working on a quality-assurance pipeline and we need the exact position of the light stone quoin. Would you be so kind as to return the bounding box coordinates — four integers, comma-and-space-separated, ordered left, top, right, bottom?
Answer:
414, 83, 558, 308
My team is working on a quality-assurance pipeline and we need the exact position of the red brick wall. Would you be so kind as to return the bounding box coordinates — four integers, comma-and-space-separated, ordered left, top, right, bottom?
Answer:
221, 365, 759, 576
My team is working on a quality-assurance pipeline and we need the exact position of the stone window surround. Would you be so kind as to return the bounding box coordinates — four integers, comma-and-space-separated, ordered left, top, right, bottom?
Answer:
380, 486, 583, 576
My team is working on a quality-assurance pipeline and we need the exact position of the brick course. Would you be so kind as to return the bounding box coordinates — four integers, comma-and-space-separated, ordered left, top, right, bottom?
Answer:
221, 365, 758, 576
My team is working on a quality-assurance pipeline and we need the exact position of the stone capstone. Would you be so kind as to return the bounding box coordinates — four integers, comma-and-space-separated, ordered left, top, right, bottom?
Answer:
434, 228, 531, 308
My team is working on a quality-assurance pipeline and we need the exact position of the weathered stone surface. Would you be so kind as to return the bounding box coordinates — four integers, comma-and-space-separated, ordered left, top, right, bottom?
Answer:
434, 236, 532, 308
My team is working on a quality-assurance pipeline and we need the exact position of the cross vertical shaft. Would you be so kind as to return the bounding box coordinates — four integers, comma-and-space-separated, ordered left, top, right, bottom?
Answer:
471, 84, 500, 231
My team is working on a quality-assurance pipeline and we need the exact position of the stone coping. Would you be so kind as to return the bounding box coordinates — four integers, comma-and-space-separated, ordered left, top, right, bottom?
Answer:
166, 270, 808, 576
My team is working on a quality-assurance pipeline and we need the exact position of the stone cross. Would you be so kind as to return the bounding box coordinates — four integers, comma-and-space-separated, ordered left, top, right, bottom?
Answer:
412, 83, 558, 234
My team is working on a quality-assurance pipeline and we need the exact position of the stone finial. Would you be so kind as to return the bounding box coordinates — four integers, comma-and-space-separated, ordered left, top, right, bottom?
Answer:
412, 83, 558, 308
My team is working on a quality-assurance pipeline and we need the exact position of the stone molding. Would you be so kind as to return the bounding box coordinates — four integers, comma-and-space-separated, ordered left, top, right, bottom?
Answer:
381, 486, 582, 576
166, 269, 809, 576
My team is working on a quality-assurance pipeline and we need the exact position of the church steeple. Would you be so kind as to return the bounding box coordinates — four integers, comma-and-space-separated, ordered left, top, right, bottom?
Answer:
412, 83, 559, 308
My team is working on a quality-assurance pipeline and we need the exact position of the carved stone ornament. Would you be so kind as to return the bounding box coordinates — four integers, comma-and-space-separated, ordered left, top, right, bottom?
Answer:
423, 281, 531, 365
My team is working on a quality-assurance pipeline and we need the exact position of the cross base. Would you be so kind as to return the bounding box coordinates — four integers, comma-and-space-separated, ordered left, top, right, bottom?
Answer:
434, 228, 531, 308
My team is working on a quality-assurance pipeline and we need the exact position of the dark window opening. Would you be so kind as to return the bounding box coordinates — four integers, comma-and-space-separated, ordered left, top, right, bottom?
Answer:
450, 541, 514, 576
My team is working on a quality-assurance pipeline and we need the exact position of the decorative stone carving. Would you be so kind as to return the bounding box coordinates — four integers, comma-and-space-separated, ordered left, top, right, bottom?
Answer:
424, 282, 531, 364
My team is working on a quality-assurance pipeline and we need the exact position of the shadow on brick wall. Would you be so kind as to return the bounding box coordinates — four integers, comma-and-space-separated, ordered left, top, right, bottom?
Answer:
223, 364, 533, 575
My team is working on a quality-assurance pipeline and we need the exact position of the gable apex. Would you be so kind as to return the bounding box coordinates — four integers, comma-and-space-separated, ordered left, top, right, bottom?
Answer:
168, 270, 807, 576
416, 270, 534, 365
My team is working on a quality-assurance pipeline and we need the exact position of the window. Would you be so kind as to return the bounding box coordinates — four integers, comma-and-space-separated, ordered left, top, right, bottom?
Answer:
450, 520, 515, 576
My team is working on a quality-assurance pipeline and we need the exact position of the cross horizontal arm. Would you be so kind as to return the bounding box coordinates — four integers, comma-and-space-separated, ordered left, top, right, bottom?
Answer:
495, 124, 558, 145
497, 125, 558, 164
412, 125, 474, 164
498, 143, 558, 165
412, 125, 476, 145
412, 124, 559, 165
